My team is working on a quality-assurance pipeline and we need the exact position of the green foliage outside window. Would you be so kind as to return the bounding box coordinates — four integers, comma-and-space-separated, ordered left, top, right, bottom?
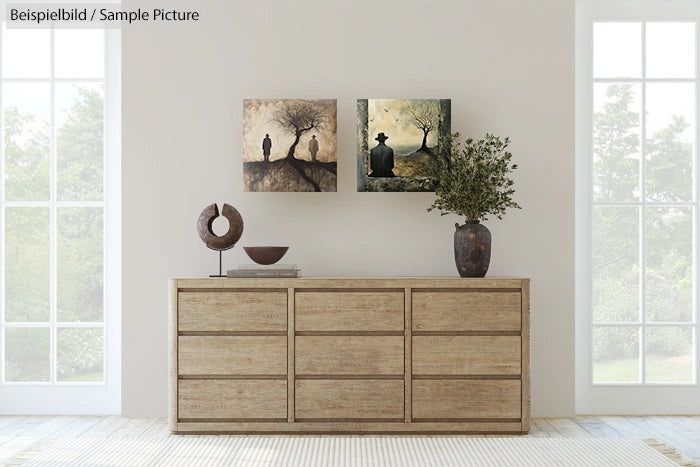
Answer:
4, 87, 105, 382
593, 84, 693, 372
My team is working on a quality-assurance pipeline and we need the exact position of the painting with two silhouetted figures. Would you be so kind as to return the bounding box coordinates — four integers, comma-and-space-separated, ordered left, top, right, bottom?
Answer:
357, 98, 451, 192
243, 99, 337, 192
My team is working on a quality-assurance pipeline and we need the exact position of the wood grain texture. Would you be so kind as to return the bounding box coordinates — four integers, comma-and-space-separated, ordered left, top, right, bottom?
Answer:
173, 420, 523, 434
178, 291, 286, 331
176, 277, 525, 290
295, 380, 403, 420
295, 336, 404, 375
412, 291, 521, 332
295, 291, 404, 331
521, 279, 531, 432
413, 336, 521, 375
287, 288, 295, 423
168, 280, 178, 431
412, 380, 522, 419
178, 380, 287, 419
171, 277, 531, 434
404, 287, 412, 423
178, 336, 286, 375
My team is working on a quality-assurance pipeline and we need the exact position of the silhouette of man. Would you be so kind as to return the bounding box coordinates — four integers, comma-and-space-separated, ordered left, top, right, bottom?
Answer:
262, 134, 272, 162
308, 135, 319, 162
369, 132, 395, 177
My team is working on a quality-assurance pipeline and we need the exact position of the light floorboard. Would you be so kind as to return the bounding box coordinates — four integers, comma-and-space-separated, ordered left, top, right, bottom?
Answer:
543, 417, 595, 438
110, 418, 160, 438
1, 416, 698, 463
80, 416, 131, 438
572, 416, 624, 438
0, 416, 77, 462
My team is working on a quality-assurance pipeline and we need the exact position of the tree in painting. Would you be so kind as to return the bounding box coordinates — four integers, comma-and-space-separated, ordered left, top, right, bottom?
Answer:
243, 99, 337, 192
407, 100, 438, 154
274, 101, 326, 160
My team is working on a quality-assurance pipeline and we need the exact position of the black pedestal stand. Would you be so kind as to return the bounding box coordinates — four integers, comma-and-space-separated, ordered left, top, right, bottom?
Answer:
210, 251, 224, 277
209, 246, 234, 278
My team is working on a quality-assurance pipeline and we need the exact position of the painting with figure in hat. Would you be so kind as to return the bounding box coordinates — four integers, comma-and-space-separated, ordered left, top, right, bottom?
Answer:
243, 99, 337, 192
357, 99, 451, 192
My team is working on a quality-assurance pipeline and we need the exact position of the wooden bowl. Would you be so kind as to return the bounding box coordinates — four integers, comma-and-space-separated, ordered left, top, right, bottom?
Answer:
243, 246, 289, 265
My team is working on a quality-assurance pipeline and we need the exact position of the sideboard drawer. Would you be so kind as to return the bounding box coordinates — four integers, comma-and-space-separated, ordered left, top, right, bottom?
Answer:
295, 380, 403, 420
178, 291, 287, 332
178, 380, 287, 420
170, 277, 531, 434
413, 336, 521, 375
412, 380, 521, 420
295, 291, 404, 331
412, 291, 521, 332
178, 336, 287, 376
295, 336, 403, 375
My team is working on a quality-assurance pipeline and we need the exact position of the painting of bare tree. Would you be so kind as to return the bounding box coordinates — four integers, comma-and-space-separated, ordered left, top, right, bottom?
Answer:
243, 99, 337, 192
357, 99, 450, 192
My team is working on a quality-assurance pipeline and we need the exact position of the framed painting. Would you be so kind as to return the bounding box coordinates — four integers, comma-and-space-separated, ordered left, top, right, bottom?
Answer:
243, 99, 337, 192
357, 99, 451, 192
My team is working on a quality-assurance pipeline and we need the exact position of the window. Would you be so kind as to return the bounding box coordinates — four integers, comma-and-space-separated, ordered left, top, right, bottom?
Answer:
0, 16, 120, 413
576, 1, 700, 413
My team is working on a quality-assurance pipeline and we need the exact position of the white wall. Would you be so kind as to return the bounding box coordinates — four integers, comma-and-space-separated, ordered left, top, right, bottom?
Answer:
122, 0, 574, 417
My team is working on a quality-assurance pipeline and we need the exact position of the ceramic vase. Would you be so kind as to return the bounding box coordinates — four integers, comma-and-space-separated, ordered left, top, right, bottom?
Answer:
454, 220, 491, 278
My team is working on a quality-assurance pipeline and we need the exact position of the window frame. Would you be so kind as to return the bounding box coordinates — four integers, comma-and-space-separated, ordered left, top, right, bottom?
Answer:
0, 11, 120, 414
576, 0, 700, 414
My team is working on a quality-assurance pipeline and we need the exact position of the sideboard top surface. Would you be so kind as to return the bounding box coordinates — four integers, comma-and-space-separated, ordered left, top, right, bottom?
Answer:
172, 277, 529, 289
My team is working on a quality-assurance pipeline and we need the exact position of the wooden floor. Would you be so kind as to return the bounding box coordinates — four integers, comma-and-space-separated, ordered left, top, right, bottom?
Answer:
1, 416, 699, 464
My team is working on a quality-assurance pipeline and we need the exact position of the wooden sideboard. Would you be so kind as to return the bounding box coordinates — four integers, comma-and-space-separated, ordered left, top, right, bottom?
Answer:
169, 277, 530, 434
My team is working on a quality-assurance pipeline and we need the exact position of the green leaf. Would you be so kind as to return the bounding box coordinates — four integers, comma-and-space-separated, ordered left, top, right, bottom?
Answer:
427, 132, 522, 222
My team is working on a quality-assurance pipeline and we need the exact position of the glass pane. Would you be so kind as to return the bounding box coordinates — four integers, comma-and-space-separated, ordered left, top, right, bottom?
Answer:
645, 208, 693, 322
4, 207, 50, 321
3, 83, 51, 201
1, 26, 50, 78
593, 327, 640, 383
57, 207, 104, 322
593, 207, 639, 323
594, 23, 642, 78
646, 327, 693, 383
56, 84, 104, 201
5, 327, 50, 382
646, 23, 695, 78
57, 327, 104, 382
645, 83, 695, 202
55, 30, 104, 78
593, 83, 641, 202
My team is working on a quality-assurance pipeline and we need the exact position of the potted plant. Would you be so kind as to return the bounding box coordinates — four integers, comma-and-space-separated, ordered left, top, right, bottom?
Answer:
428, 133, 521, 277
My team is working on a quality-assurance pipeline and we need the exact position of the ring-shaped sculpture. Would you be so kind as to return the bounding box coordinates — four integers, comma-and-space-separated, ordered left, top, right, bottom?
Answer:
197, 203, 244, 276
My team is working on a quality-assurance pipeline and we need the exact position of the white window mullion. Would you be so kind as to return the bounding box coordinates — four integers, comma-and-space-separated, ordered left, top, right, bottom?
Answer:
0, 321, 104, 327
695, 17, 700, 385
101, 30, 108, 386
593, 77, 695, 84
3, 201, 104, 208
584, 17, 595, 394
640, 21, 648, 384
1, 78, 103, 84
104, 27, 121, 394
48, 26, 57, 385
0, 22, 5, 386
594, 322, 697, 327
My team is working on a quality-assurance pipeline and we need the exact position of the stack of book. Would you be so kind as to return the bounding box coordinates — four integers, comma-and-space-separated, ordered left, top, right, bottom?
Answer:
227, 264, 300, 278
